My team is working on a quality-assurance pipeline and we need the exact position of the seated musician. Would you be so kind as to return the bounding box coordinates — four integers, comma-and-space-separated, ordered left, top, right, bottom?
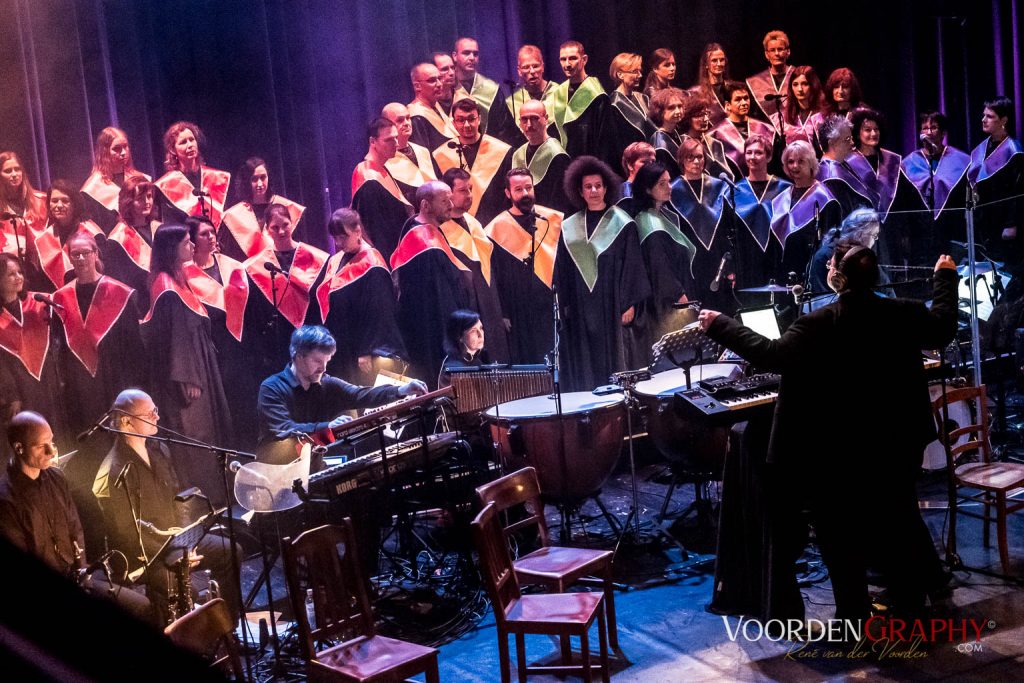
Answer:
92, 389, 240, 625
438, 309, 491, 388
1, 411, 153, 623
257, 325, 427, 450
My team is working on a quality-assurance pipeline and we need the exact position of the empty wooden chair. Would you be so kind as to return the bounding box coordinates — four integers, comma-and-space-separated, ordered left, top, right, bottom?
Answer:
164, 598, 244, 680
282, 520, 440, 683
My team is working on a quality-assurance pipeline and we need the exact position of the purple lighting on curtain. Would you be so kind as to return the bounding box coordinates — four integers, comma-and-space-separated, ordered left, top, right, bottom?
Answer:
94, 0, 119, 129
14, 0, 50, 186
1012, 0, 1022, 134
936, 18, 946, 115
992, 0, 1005, 95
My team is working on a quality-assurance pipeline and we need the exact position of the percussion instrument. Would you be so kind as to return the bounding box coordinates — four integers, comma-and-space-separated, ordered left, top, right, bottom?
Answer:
449, 365, 552, 414
484, 392, 625, 503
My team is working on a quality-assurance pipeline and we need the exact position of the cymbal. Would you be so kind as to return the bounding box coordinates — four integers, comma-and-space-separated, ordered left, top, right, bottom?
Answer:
957, 261, 1004, 276
738, 284, 791, 293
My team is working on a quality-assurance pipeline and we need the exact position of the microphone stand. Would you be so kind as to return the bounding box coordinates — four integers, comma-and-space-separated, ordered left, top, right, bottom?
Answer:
548, 285, 572, 540
799, 200, 822, 317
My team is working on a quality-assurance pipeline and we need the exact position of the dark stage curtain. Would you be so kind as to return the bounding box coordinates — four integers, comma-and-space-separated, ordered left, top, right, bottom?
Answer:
1, 0, 1019, 247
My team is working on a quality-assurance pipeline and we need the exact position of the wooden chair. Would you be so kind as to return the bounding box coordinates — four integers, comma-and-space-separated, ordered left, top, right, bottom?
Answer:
475, 467, 619, 650
282, 520, 440, 683
932, 384, 1024, 572
472, 502, 609, 683
164, 598, 244, 680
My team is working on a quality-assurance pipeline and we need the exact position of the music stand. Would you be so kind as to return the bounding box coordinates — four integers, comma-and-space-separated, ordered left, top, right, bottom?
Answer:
650, 322, 722, 390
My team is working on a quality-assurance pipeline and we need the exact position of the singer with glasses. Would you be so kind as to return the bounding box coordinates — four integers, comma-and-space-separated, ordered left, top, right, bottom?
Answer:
0, 253, 70, 456
92, 390, 240, 625
1, 411, 153, 623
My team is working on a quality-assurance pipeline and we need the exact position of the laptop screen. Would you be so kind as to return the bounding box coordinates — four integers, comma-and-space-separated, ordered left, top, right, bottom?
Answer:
738, 306, 782, 340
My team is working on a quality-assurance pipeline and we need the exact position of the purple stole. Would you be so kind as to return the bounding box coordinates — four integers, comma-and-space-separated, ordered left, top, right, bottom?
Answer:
710, 119, 776, 175
668, 176, 729, 250
817, 157, 877, 207
847, 149, 903, 221
770, 181, 839, 247
901, 147, 970, 219
734, 177, 792, 251
745, 67, 792, 128
967, 137, 1024, 185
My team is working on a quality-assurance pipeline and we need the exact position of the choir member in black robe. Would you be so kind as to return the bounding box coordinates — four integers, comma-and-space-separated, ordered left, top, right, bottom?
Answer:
551, 41, 614, 167
668, 138, 734, 311
772, 141, 843, 286
710, 82, 778, 178
0, 255, 70, 454
512, 100, 572, 214
555, 157, 650, 391
782, 67, 825, 147
688, 43, 731, 128
484, 170, 564, 364
506, 45, 558, 149
745, 31, 793, 128
732, 135, 791, 298
820, 68, 865, 121
154, 121, 230, 228
433, 99, 513, 227
32, 180, 105, 292
391, 181, 476, 386
53, 232, 145, 437
620, 142, 657, 199
643, 48, 677, 99
452, 37, 517, 144
816, 115, 875, 216
351, 118, 414, 261
103, 176, 159, 310
901, 111, 970, 256
968, 96, 1024, 277
609, 53, 655, 160
220, 157, 303, 263
622, 162, 697, 365
141, 225, 232, 497
648, 88, 688, 178
441, 168, 510, 363
1, 151, 47, 243
185, 216, 257, 450
315, 208, 406, 384
408, 62, 456, 152
680, 97, 734, 182
382, 102, 438, 192
243, 204, 329, 385
433, 51, 457, 114
80, 127, 150, 234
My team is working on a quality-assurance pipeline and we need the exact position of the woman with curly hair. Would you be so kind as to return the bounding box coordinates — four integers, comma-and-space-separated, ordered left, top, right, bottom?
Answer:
154, 121, 231, 228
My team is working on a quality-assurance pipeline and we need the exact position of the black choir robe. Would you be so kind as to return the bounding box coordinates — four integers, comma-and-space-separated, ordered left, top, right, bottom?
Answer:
555, 206, 650, 391
505, 82, 559, 148
350, 159, 414, 261
650, 129, 683, 178
484, 207, 564, 364
710, 118, 778, 178
609, 90, 655, 161
817, 157, 876, 217
52, 276, 145, 437
390, 218, 476, 387
440, 214, 510, 364
141, 274, 232, 500
511, 138, 572, 214
155, 166, 231, 228
81, 171, 151, 235
668, 176, 734, 311
769, 181, 843, 284
32, 220, 104, 292
627, 203, 697, 365
733, 176, 791, 292
968, 137, 1024, 267
386, 142, 438, 199
454, 72, 517, 144
551, 77, 615, 166
433, 134, 513, 226
688, 84, 728, 128
745, 67, 793, 128
901, 146, 970, 256
408, 99, 456, 151
101, 221, 152, 311
219, 195, 303, 263
314, 244, 406, 384
684, 134, 734, 182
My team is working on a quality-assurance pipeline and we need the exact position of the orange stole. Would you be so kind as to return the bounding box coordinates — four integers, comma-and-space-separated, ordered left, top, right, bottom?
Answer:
351, 160, 410, 207
34, 221, 103, 289
143, 272, 209, 322
440, 215, 493, 284
390, 223, 470, 274
108, 222, 152, 271
185, 255, 250, 342
0, 295, 51, 380
81, 171, 151, 211
155, 166, 231, 227
432, 135, 511, 216
316, 245, 390, 322
221, 195, 304, 259
245, 243, 328, 329
483, 208, 563, 288
52, 276, 133, 377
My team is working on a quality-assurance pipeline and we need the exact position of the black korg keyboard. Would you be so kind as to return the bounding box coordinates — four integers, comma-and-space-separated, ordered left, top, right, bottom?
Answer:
674, 373, 780, 423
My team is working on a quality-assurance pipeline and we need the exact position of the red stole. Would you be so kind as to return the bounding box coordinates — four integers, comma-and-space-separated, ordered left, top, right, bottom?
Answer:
143, 272, 208, 322
155, 166, 231, 227
390, 223, 470, 274
52, 276, 133, 377
34, 221, 103, 289
108, 221, 152, 271
0, 295, 51, 380
221, 195, 304, 259
81, 171, 151, 211
440, 214, 493, 284
184, 255, 250, 341
245, 243, 328, 329
315, 244, 390, 322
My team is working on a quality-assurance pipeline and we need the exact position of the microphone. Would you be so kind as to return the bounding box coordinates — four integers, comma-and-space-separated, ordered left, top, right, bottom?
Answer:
77, 410, 112, 443
920, 133, 939, 153
78, 550, 117, 578
791, 283, 805, 304
502, 78, 519, 89
446, 140, 465, 149
263, 261, 286, 275
229, 461, 243, 474
709, 251, 732, 292
113, 462, 132, 490
192, 188, 210, 197
718, 172, 737, 188
1, 211, 22, 220
528, 208, 549, 222
763, 93, 786, 102
33, 293, 65, 311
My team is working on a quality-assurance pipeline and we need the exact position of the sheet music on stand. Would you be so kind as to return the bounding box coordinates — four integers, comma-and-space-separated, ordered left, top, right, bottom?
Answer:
650, 321, 722, 370
136, 506, 227, 579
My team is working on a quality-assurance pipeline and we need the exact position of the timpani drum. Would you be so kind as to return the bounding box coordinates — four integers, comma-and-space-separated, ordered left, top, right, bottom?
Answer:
484, 392, 625, 503
633, 363, 744, 474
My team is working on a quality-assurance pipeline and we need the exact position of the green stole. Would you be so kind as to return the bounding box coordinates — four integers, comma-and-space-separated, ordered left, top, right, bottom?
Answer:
455, 73, 500, 133
552, 77, 605, 148
512, 138, 566, 185
505, 82, 558, 119
634, 207, 696, 276
561, 205, 631, 292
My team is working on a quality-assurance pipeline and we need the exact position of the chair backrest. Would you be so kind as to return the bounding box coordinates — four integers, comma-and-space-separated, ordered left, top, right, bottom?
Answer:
164, 598, 244, 680
282, 520, 376, 661
471, 502, 521, 623
475, 466, 550, 548
931, 384, 992, 467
